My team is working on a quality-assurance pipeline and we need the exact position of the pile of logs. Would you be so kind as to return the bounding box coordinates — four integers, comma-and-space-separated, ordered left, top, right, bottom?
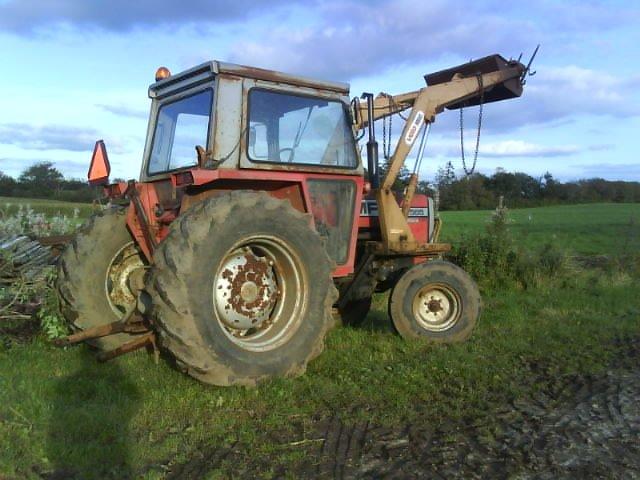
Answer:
0, 234, 70, 321
0, 235, 56, 281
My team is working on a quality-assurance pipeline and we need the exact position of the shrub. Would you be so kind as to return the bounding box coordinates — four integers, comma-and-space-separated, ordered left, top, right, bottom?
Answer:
449, 205, 569, 289
0, 204, 79, 236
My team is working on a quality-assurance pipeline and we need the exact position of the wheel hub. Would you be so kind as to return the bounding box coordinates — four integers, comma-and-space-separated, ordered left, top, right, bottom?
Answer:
240, 281, 259, 303
214, 248, 278, 330
106, 243, 145, 317
413, 284, 460, 332
427, 298, 443, 313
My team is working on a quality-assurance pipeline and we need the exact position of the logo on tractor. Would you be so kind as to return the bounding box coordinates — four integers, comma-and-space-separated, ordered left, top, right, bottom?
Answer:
404, 110, 425, 145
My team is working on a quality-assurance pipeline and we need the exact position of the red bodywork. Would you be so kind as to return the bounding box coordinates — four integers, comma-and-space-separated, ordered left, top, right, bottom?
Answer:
116, 168, 431, 279
121, 169, 363, 277
358, 194, 431, 245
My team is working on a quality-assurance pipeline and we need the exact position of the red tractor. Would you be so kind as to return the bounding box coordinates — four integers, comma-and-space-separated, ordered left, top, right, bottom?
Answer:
56, 55, 527, 385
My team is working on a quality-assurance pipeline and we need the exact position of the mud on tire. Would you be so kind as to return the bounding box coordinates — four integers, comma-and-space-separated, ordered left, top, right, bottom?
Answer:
147, 191, 338, 386
56, 208, 146, 350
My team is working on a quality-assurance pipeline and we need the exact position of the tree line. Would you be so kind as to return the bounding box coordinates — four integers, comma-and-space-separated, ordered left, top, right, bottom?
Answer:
0, 162, 100, 203
1, 160, 639, 210
422, 161, 640, 210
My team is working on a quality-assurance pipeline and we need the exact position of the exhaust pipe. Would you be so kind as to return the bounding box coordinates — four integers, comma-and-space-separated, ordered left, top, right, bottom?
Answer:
361, 92, 380, 189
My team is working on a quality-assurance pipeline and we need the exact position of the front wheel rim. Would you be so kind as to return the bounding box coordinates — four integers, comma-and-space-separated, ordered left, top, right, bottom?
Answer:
412, 283, 461, 332
213, 235, 307, 352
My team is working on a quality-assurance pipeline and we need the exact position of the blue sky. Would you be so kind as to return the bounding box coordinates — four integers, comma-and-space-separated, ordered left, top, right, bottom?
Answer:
0, 0, 638, 182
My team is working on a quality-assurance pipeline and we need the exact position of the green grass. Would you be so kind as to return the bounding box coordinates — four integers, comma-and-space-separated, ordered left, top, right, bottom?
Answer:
0, 202, 639, 478
441, 203, 640, 256
0, 196, 94, 217
1, 271, 638, 479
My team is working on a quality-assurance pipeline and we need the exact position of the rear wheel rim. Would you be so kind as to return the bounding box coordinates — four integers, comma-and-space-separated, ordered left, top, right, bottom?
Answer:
412, 283, 461, 332
104, 242, 145, 318
213, 235, 306, 352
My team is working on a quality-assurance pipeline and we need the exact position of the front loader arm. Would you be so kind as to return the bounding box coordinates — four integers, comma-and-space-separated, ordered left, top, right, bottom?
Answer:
369, 58, 525, 253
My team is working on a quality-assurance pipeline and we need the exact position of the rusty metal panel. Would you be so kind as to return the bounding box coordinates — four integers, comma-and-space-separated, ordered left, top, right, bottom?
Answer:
425, 54, 523, 109
217, 61, 349, 95
149, 62, 216, 99
307, 179, 356, 264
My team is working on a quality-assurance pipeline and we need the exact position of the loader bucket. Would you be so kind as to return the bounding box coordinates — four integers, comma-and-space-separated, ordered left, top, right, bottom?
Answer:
424, 54, 524, 109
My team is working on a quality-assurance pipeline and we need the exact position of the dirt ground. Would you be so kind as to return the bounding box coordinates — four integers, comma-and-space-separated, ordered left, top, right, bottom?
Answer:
165, 336, 640, 479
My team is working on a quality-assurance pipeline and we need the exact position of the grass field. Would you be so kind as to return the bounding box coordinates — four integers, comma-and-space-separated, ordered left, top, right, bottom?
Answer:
0, 196, 95, 218
1, 196, 637, 255
1, 201, 639, 478
440, 203, 640, 256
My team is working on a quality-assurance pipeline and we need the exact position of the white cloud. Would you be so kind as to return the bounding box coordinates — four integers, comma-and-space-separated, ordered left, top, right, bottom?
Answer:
229, 0, 535, 80
0, 123, 130, 155
479, 140, 580, 158
96, 104, 148, 120
0, 0, 294, 33
412, 139, 586, 159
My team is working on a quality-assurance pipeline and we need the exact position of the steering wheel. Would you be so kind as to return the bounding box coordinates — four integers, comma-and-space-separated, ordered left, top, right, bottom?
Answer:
279, 147, 295, 163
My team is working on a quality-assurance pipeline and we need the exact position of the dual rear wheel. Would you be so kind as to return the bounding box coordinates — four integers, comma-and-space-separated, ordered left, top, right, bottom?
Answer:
57, 192, 337, 386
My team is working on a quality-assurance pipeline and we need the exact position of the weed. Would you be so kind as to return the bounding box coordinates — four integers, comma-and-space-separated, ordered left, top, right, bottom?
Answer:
0, 204, 80, 236
37, 270, 68, 340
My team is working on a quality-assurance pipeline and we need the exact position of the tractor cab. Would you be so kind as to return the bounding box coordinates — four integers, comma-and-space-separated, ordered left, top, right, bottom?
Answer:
140, 62, 362, 180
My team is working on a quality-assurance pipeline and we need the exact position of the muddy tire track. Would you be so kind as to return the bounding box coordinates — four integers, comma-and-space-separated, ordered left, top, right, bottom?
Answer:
160, 337, 640, 479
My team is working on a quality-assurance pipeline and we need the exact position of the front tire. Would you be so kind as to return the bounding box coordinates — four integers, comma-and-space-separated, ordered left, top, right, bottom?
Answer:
388, 260, 481, 343
147, 191, 338, 386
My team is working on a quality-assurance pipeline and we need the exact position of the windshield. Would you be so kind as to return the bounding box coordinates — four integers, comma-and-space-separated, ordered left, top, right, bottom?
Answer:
248, 89, 357, 168
148, 89, 212, 175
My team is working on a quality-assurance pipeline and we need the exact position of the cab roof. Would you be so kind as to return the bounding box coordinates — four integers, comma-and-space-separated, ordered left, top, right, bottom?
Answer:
149, 61, 350, 99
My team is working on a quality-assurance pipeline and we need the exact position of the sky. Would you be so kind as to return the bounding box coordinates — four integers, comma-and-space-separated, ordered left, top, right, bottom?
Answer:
0, 0, 639, 183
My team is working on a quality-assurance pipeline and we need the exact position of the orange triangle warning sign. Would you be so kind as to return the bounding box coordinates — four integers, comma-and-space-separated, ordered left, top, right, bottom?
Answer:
88, 140, 111, 185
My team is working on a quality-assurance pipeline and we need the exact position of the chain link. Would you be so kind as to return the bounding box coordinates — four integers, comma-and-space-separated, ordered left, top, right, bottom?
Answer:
459, 74, 484, 176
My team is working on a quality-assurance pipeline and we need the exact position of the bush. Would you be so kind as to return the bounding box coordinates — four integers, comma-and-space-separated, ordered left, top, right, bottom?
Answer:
0, 204, 80, 236
449, 205, 570, 289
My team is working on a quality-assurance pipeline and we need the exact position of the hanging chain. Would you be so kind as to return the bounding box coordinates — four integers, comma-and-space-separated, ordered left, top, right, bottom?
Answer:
382, 113, 387, 160
381, 106, 393, 161
387, 113, 392, 159
459, 73, 484, 176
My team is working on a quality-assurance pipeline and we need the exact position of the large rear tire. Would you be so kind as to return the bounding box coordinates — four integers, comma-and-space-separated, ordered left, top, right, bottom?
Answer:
146, 191, 338, 386
56, 208, 147, 350
388, 260, 481, 343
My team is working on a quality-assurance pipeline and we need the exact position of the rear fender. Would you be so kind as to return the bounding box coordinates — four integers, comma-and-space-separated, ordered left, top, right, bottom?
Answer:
129, 169, 363, 277
180, 180, 308, 216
